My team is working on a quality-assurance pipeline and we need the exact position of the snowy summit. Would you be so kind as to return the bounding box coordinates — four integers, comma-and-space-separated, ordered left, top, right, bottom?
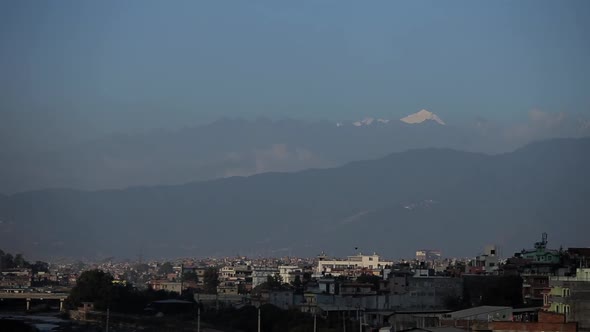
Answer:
350, 117, 390, 127
400, 109, 446, 125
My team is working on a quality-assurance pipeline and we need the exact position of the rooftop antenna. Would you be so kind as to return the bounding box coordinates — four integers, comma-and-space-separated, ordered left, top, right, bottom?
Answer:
542, 232, 548, 245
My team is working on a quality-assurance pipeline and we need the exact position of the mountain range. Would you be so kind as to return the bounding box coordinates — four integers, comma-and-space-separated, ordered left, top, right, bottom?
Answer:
1, 109, 589, 194
1, 137, 588, 260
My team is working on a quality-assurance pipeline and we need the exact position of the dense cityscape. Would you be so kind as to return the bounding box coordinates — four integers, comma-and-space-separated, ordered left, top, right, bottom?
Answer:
1, 233, 589, 331
2, 1, 590, 331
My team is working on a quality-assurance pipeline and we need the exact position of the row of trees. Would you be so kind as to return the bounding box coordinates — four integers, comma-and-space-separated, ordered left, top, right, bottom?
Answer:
67, 269, 185, 313
0, 249, 49, 273
67, 267, 221, 312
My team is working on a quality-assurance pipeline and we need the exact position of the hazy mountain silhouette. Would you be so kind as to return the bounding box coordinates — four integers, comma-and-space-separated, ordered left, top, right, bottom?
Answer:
1, 138, 588, 259
2, 112, 589, 194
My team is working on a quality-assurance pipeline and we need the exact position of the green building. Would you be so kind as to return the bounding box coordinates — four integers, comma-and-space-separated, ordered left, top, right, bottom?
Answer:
520, 233, 561, 264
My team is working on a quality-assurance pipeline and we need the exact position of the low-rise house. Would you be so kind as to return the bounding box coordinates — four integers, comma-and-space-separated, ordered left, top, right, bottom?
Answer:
148, 279, 182, 293
217, 280, 239, 295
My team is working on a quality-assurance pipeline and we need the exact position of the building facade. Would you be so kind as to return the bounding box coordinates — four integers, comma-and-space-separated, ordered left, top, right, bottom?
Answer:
316, 253, 392, 277
546, 268, 590, 331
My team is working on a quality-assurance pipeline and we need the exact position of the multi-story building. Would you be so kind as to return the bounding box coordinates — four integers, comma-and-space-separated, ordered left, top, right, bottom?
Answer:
415, 250, 442, 262
406, 275, 463, 309
278, 265, 302, 284
219, 266, 236, 279
0, 269, 32, 288
252, 266, 279, 288
520, 233, 561, 264
315, 253, 392, 277
217, 280, 240, 295
546, 267, 590, 331
388, 270, 413, 295
516, 233, 563, 306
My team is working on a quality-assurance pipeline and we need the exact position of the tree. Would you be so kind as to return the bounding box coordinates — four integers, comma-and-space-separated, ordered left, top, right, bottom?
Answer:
182, 271, 199, 283
158, 262, 174, 275
134, 263, 150, 274
31, 261, 49, 273
266, 274, 283, 289
67, 270, 114, 310
203, 267, 219, 294
292, 275, 303, 293
14, 254, 26, 268
0, 253, 14, 270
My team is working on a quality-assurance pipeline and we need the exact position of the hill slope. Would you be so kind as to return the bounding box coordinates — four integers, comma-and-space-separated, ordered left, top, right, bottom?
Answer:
1, 138, 589, 259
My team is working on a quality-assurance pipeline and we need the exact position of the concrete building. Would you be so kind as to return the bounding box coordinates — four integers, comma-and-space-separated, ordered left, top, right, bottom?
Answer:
516, 234, 563, 306
0, 269, 32, 288
339, 282, 376, 296
316, 253, 392, 277
278, 265, 302, 284
251, 266, 279, 288
519, 233, 561, 264
148, 280, 182, 293
388, 270, 413, 295
317, 278, 336, 294
466, 245, 499, 275
219, 266, 236, 279
217, 280, 239, 295
407, 276, 463, 309
440, 305, 513, 322
546, 267, 590, 331
416, 250, 442, 262
485, 311, 577, 332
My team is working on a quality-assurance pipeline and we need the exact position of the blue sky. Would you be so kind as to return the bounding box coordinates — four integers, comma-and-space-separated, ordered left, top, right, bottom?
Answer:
1, 0, 589, 131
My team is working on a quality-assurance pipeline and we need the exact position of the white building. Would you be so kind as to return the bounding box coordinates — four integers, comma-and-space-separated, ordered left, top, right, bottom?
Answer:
415, 249, 442, 261
315, 253, 393, 277
278, 265, 302, 284
219, 266, 236, 280
251, 267, 279, 288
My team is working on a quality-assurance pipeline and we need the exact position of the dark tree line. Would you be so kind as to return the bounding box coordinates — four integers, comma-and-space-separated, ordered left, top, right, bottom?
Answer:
0, 249, 49, 273
67, 269, 184, 313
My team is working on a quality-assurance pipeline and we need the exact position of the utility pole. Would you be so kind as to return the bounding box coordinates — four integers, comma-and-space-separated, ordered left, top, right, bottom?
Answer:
105, 307, 110, 332
197, 306, 201, 332
258, 306, 261, 332
343, 310, 346, 332
313, 312, 317, 332
359, 309, 362, 332
180, 264, 184, 296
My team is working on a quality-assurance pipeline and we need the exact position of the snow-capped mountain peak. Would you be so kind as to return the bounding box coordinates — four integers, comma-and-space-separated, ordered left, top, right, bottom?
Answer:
353, 117, 375, 126
347, 117, 390, 127
400, 109, 445, 125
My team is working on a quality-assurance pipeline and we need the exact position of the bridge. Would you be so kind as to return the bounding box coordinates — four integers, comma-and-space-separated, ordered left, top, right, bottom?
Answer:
0, 292, 68, 311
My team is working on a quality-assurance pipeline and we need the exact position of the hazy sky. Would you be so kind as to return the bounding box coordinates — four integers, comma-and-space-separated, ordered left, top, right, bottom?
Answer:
1, 0, 589, 133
